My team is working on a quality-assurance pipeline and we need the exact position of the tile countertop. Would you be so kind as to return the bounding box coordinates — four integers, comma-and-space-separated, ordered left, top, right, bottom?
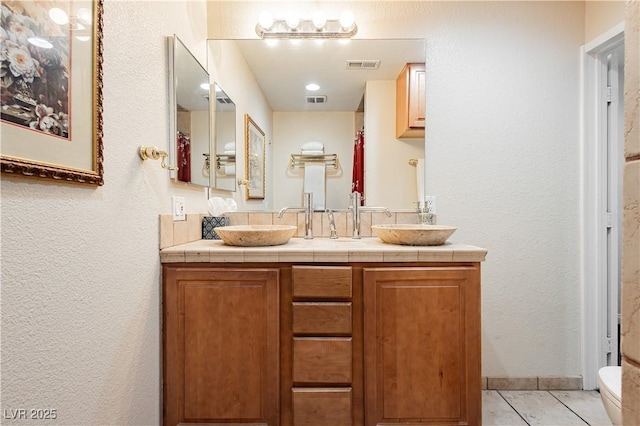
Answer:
160, 237, 488, 263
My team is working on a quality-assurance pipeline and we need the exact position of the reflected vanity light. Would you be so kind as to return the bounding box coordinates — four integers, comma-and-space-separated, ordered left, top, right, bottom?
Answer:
48, 7, 92, 29
28, 37, 53, 49
49, 7, 69, 25
256, 10, 357, 39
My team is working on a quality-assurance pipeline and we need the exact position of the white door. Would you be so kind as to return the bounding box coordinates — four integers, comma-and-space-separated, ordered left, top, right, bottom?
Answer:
605, 45, 624, 367
580, 24, 624, 389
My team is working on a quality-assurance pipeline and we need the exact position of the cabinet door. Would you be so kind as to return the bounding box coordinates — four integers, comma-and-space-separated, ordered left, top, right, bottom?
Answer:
164, 267, 279, 425
363, 267, 480, 425
408, 65, 426, 128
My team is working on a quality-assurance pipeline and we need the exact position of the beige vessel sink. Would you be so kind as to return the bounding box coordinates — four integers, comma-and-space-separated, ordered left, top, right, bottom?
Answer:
215, 225, 297, 247
371, 224, 457, 246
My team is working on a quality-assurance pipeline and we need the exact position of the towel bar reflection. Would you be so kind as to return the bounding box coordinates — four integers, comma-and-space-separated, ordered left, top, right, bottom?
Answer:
138, 146, 178, 171
290, 153, 338, 170
216, 153, 236, 169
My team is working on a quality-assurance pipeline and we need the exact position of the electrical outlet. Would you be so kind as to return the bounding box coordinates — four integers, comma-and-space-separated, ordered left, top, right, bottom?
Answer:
172, 196, 186, 221
425, 196, 436, 214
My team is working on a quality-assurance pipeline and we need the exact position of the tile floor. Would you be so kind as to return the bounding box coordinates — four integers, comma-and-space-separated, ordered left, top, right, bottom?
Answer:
483, 390, 612, 425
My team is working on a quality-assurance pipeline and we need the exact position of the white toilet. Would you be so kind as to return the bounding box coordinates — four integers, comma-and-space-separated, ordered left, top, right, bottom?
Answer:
598, 366, 622, 425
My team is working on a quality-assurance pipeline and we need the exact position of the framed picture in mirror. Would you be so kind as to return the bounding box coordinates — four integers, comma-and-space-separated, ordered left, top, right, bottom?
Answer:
244, 114, 265, 199
0, 0, 104, 185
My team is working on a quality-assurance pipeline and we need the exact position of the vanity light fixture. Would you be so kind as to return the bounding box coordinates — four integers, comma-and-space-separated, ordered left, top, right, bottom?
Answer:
256, 10, 357, 39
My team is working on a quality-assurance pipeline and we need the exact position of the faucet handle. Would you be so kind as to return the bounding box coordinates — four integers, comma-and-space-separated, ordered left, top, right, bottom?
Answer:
327, 209, 338, 239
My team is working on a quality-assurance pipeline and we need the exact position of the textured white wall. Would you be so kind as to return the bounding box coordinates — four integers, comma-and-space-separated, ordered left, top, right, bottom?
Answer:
1, 1, 209, 423
585, 1, 626, 43
208, 1, 586, 378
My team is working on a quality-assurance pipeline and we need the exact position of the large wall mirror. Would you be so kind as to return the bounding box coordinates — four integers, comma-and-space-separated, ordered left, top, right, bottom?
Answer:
169, 35, 211, 187
213, 84, 236, 191
207, 39, 426, 209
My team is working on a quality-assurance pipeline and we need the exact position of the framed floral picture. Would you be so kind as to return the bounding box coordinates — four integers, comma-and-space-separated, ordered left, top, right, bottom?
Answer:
244, 114, 265, 200
0, 0, 104, 185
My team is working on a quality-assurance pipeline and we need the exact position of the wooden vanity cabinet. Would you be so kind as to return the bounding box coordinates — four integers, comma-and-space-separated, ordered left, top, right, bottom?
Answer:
163, 262, 481, 426
289, 265, 358, 426
363, 266, 481, 425
162, 266, 280, 425
396, 62, 426, 139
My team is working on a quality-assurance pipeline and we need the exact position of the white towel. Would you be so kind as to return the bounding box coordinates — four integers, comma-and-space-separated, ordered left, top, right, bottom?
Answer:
300, 150, 324, 155
416, 158, 425, 208
302, 141, 324, 152
223, 150, 235, 155
224, 164, 235, 175
303, 163, 326, 210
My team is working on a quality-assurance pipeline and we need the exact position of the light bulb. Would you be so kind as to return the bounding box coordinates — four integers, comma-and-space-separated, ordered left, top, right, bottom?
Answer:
305, 83, 320, 91
49, 7, 69, 25
285, 12, 300, 30
200, 83, 210, 91
258, 11, 273, 30
339, 10, 355, 30
312, 11, 326, 30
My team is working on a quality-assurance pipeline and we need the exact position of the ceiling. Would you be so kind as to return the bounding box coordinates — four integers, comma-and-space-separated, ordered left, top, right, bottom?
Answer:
231, 39, 426, 111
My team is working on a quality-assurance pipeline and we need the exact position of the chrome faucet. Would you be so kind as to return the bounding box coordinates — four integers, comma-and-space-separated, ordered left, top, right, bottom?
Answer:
278, 192, 314, 239
349, 191, 392, 239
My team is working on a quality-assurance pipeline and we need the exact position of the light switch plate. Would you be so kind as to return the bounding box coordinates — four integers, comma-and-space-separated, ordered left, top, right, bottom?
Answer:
172, 196, 186, 221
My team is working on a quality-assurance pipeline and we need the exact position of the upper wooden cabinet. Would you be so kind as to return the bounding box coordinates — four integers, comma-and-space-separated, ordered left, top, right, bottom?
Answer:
396, 63, 426, 139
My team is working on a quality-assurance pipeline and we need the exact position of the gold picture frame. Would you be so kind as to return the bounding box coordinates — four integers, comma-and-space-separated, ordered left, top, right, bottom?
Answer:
244, 114, 265, 199
0, 0, 104, 185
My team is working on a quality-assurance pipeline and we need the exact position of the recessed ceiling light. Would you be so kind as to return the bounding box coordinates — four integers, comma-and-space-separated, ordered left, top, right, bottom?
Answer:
200, 83, 210, 91
305, 83, 320, 91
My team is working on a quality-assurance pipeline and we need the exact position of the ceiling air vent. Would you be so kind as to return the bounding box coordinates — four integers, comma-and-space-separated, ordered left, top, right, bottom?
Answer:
217, 96, 233, 104
346, 60, 381, 70
306, 95, 327, 104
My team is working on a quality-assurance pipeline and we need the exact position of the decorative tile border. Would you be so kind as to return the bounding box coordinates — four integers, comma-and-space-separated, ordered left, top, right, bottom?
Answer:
160, 210, 429, 249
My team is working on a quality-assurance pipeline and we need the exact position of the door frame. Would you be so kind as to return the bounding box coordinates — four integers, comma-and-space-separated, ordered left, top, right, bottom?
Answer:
580, 22, 624, 390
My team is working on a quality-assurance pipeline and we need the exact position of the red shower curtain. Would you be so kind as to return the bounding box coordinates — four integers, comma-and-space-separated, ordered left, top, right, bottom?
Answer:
177, 132, 191, 183
351, 129, 364, 205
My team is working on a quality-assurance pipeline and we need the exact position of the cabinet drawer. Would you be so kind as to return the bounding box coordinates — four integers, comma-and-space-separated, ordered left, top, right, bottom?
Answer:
293, 337, 352, 384
292, 266, 352, 299
293, 302, 352, 335
292, 388, 352, 425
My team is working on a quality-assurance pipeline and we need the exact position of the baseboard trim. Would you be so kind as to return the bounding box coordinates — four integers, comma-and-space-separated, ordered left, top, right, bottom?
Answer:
482, 376, 583, 390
